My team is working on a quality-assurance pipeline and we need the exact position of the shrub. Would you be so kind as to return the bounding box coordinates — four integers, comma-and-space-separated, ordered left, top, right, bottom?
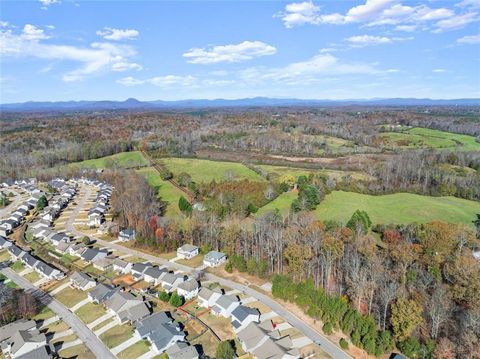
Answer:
168, 292, 184, 307
216, 340, 235, 359
225, 261, 233, 273
339, 338, 349, 350
158, 291, 170, 302
323, 322, 333, 335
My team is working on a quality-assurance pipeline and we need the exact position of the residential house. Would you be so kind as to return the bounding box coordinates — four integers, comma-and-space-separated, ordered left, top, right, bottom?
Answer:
105, 291, 150, 324
87, 210, 104, 228
203, 251, 227, 267
2, 219, 18, 231
231, 305, 260, 332
211, 295, 240, 318
236, 321, 299, 359
68, 243, 87, 257
131, 263, 151, 280
55, 241, 72, 255
88, 283, 117, 304
92, 257, 113, 271
160, 273, 185, 293
80, 248, 108, 263
112, 258, 132, 274
21, 253, 38, 269
0, 227, 9, 237
0, 236, 12, 249
0, 319, 36, 344
34, 261, 64, 280
197, 287, 222, 308
8, 245, 25, 260
177, 279, 200, 301
1, 329, 49, 359
70, 271, 96, 291
176, 244, 199, 260
166, 342, 199, 359
118, 228, 136, 242
134, 312, 185, 354
143, 267, 167, 286
49, 232, 71, 246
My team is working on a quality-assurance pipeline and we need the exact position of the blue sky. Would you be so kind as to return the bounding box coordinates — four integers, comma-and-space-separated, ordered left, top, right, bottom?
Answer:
1, 0, 479, 102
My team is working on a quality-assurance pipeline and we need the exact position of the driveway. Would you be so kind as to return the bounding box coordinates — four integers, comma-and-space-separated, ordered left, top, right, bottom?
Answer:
67, 185, 351, 359
1, 268, 115, 359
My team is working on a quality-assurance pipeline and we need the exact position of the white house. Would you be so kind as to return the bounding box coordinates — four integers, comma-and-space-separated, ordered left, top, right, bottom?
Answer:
177, 244, 199, 260
177, 279, 199, 301
112, 258, 132, 274
197, 287, 222, 308
70, 271, 96, 291
231, 305, 261, 333
203, 251, 227, 267
143, 267, 167, 286
160, 273, 185, 293
118, 228, 136, 242
211, 295, 240, 318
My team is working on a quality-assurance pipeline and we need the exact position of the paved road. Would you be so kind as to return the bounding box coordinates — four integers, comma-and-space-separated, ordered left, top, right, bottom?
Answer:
67, 185, 351, 359
1, 267, 115, 359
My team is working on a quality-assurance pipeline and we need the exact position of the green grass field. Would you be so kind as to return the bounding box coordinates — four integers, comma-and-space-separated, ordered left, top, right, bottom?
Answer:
257, 164, 371, 181
379, 127, 480, 151
315, 191, 480, 226
256, 191, 298, 217
136, 167, 184, 217
70, 151, 149, 169
162, 157, 265, 183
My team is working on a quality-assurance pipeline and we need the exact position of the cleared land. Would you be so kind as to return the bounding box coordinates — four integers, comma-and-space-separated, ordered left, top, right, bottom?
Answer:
256, 191, 297, 217
70, 151, 149, 169
162, 157, 265, 183
379, 127, 480, 151
315, 191, 480, 226
136, 167, 184, 217
257, 164, 372, 181
99, 324, 134, 348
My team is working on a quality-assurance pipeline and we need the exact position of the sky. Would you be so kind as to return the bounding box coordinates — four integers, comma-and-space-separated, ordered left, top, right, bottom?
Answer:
0, 0, 479, 103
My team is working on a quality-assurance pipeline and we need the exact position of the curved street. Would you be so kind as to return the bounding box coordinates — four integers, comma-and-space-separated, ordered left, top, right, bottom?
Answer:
66, 185, 351, 359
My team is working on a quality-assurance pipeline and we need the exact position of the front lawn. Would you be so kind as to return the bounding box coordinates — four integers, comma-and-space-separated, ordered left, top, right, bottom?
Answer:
176, 254, 204, 268
54, 287, 87, 307
58, 344, 94, 359
75, 302, 106, 324
117, 340, 150, 359
32, 306, 55, 321
99, 325, 134, 348
0, 250, 11, 262
11, 260, 25, 272
23, 271, 41, 283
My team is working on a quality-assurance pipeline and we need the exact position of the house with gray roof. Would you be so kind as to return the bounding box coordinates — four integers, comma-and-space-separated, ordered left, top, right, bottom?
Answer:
0, 236, 12, 249
237, 321, 299, 359
203, 251, 226, 267
118, 228, 136, 242
134, 312, 185, 354
112, 258, 132, 274
143, 266, 167, 286
70, 271, 96, 291
105, 291, 150, 324
54, 241, 71, 254
166, 342, 199, 359
231, 305, 260, 332
21, 253, 39, 269
34, 261, 64, 280
88, 283, 117, 304
1, 329, 48, 359
211, 294, 240, 318
131, 262, 151, 280
160, 273, 185, 293
0, 319, 36, 344
8, 245, 25, 260
176, 244, 199, 260
80, 248, 108, 263
177, 279, 199, 300
197, 287, 222, 308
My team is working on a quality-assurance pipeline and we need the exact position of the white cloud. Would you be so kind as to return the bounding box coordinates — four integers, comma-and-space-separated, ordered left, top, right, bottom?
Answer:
457, 33, 480, 43
433, 12, 478, 32
183, 41, 276, 64
240, 53, 380, 85
1, 25, 141, 82
22, 24, 50, 41
433, 68, 446, 73
39, 0, 60, 9
276, 1, 478, 32
96, 27, 139, 41
346, 35, 392, 47
275, 1, 322, 28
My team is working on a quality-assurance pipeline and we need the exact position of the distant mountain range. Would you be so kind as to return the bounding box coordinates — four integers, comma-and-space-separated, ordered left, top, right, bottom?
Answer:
1, 97, 479, 111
